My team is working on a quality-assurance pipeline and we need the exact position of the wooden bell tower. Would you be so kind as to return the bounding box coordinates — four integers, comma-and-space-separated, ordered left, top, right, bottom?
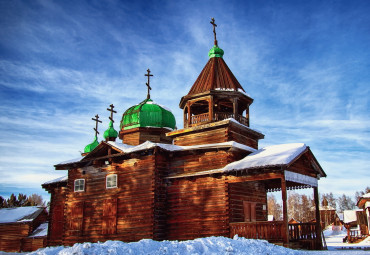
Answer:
167, 18, 264, 148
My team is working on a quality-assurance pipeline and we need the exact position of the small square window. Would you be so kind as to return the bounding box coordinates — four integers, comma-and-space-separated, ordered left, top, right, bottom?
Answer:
74, 179, 85, 192
106, 174, 117, 189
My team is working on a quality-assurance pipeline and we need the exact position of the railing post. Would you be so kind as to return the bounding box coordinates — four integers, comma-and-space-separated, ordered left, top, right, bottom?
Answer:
314, 186, 323, 249
281, 176, 289, 246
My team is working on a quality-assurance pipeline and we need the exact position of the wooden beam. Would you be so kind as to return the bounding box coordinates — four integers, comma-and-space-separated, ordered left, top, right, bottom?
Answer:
281, 176, 289, 246
314, 186, 323, 249
225, 172, 283, 184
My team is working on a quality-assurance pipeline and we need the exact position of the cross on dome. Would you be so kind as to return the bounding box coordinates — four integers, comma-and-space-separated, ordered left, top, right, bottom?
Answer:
107, 104, 117, 123
145, 69, 153, 99
210, 17, 218, 46
92, 114, 102, 136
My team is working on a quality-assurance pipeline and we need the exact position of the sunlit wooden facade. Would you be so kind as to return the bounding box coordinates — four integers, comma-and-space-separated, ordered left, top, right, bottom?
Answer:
43, 24, 327, 250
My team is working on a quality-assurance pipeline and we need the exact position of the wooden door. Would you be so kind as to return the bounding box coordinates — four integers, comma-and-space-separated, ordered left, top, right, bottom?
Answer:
51, 204, 64, 240
243, 201, 257, 222
102, 198, 117, 235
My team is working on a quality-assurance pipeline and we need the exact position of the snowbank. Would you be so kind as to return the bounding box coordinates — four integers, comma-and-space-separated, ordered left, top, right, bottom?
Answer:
27, 236, 300, 255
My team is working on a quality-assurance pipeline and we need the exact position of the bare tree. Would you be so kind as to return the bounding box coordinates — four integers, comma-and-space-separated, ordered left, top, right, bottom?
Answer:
267, 194, 282, 220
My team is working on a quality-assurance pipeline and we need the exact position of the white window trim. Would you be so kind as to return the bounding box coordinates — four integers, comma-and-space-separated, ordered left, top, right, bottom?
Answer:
74, 179, 85, 192
106, 174, 117, 189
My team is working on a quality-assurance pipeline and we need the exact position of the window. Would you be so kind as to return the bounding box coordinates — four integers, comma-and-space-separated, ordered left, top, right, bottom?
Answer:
106, 174, 117, 189
74, 179, 85, 192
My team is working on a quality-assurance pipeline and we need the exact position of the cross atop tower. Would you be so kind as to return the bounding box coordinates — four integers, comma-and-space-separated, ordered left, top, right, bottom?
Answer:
210, 17, 218, 46
145, 69, 153, 99
92, 114, 102, 136
107, 104, 117, 123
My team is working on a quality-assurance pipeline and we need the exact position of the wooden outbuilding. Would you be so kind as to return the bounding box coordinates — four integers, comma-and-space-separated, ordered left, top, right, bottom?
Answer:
0, 206, 48, 252
43, 19, 327, 250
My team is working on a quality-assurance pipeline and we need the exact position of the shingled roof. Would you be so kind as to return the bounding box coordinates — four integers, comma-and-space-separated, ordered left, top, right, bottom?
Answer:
187, 57, 245, 96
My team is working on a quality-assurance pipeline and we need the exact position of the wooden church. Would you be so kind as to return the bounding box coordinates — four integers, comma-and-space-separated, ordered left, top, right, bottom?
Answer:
42, 19, 327, 250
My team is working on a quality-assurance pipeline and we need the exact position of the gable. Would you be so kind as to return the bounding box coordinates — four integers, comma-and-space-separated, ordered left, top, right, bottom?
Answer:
287, 150, 326, 178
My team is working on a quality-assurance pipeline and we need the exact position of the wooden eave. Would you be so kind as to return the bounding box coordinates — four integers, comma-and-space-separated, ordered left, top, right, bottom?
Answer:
180, 90, 253, 109
41, 180, 67, 191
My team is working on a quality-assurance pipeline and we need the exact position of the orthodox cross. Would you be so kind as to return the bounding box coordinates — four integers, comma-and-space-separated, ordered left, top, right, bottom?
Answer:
145, 69, 153, 99
107, 104, 117, 123
92, 114, 102, 136
210, 17, 218, 46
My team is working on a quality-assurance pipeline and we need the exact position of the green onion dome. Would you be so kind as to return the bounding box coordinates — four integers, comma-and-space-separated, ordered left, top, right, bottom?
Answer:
208, 45, 224, 58
84, 136, 99, 153
120, 98, 176, 130
103, 121, 118, 139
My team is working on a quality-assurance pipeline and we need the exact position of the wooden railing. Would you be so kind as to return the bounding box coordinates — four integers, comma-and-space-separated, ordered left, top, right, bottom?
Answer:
189, 112, 249, 126
230, 221, 284, 242
190, 113, 209, 125
289, 223, 317, 241
230, 222, 317, 243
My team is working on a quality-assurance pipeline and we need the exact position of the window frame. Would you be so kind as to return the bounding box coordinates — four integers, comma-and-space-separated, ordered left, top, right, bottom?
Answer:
106, 174, 117, 189
74, 179, 85, 192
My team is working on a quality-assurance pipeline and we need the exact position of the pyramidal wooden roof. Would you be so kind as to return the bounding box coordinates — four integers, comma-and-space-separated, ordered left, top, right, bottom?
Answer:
187, 56, 246, 96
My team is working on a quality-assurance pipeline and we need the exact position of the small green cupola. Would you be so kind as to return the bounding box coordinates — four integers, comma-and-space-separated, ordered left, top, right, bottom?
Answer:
84, 136, 99, 154
208, 45, 224, 58
104, 104, 118, 142
82, 114, 102, 156
119, 69, 176, 145
104, 121, 118, 141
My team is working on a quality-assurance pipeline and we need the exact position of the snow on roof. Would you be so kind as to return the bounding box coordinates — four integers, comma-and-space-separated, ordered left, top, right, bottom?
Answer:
58, 156, 84, 165
320, 205, 336, 211
343, 209, 363, 223
29, 222, 48, 237
362, 193, 370, 198
0, 207, 44, 224
223, 143, 307, 172
56, 140, 256, 166
43, 175, 68, 185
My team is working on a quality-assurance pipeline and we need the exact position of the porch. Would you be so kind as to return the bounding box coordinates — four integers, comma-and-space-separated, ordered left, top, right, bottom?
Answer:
230, 221, 321, 250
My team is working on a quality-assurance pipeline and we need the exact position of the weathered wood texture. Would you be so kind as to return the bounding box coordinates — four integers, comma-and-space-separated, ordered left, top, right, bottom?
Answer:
169, 121, 261, 149
47, 186, 67, 246
62, 155, 158, 246
166, 176, 229, 240
120, 127, 173, 146
228, 181, 268, 223
169, 150, 244, 176
0, 210, 48, 252
21, 237, 47, 252
288, 152, 318, 178
0, 223, 31, 252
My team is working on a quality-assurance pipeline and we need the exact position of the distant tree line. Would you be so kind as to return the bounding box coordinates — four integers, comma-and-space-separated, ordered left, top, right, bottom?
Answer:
268, 186, 369, 222
0, 193, 45, 208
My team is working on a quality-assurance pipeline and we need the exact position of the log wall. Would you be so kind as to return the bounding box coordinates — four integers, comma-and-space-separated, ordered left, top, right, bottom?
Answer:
167, 176, 229, 240
0, 223, 30, 252
47, 186, 67, 246
62, 154, 158, 246
170, 121, 261, 149
228, 181, 268, 223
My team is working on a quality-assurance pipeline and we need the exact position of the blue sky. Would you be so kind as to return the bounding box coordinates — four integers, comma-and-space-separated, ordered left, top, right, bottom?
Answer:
0, 0, 369, 203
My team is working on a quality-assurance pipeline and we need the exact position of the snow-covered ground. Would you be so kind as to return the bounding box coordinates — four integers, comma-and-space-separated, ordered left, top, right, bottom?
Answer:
1, 230, 370, 255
